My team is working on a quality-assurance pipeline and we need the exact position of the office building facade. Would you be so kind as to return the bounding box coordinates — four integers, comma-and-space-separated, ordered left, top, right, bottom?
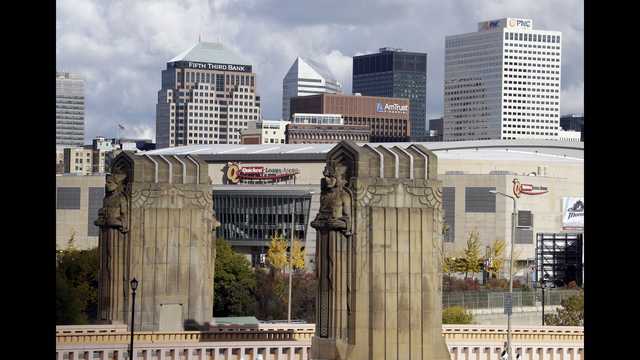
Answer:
241, 119, 290, 145
155, 41, 261, 148
444, 18, 562, 141
282, 57, 343, 120
286, 113, 370, 144
353, 47, 427, 141
290, 93, 410, 142
56, 71, 86, 147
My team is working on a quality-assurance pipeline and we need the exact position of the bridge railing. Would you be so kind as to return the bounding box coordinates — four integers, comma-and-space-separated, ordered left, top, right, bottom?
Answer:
56, 324, 583, 360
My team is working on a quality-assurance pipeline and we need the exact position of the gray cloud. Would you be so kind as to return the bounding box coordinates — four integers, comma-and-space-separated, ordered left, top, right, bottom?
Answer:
56, 0, 584, 144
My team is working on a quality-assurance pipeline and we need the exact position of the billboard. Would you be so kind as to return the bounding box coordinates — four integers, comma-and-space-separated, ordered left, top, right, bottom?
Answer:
562, 197, 584, 231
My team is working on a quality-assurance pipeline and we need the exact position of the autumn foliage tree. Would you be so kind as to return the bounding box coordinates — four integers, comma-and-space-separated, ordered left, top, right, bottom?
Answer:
266, 230, 306, 271
459, 228, 484, 279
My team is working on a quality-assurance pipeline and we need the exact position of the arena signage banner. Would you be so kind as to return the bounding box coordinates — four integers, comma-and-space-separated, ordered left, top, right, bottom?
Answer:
225, 161, 299, 184
562, 197, 584, 231
512, 178, 548, 198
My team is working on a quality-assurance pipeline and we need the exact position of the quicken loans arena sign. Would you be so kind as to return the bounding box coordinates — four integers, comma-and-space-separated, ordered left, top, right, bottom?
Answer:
512, 178, 548, 198
225, 161, 299, 184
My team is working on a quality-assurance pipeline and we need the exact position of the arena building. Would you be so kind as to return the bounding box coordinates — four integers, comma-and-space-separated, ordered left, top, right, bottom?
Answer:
56, 140, 583, 280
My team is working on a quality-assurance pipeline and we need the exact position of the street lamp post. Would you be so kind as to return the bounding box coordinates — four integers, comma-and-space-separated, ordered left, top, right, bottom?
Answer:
288, 191, 314, 324
489, 190, 516, 360
129, 277, 138, 359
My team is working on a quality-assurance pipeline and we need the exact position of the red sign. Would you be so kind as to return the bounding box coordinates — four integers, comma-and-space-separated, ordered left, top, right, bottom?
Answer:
226, 161, 299, 184
513, 178, 548, 198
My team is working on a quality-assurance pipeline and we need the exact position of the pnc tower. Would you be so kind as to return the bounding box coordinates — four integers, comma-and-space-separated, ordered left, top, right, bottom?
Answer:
444, 18, 562, 141
155, 40, 261, 148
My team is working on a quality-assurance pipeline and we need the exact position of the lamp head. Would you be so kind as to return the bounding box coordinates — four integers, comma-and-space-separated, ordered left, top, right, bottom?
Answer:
131, 277, 138, 291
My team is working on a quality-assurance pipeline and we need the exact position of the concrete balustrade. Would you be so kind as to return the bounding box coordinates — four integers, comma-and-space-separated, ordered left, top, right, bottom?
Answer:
56, 324, 583, 360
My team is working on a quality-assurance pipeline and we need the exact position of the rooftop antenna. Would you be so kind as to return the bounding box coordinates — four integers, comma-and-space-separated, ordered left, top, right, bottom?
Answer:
199, 14, 202, 41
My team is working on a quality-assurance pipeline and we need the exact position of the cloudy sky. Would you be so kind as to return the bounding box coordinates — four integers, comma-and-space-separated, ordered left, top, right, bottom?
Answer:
56, 0, 584, 144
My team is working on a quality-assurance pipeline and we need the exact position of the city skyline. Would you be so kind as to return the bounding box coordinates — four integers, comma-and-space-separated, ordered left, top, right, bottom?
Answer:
56, 0, 584, 145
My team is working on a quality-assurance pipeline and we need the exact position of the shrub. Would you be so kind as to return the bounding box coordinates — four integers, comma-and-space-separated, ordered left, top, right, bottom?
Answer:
485, 278, 523, 290
442, 306, 477, 324
444, 275, 481, 291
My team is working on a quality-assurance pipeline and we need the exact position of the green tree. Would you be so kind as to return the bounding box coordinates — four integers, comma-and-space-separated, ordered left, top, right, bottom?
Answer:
459, 228, 483, 278
249, 265, 286, 320
213, 237, 256, 317
56, 272, 86, 324
55, 229, 99, 324
442, 306, 477, 324
544, 295, 584, 326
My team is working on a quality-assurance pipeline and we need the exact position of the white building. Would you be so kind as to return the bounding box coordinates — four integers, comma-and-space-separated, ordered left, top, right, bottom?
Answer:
282, 57, 343, 120
241, 120, 290, 144
444, 18, 562, 141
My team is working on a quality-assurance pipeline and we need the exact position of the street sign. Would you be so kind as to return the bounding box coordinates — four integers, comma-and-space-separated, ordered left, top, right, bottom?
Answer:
504, 293, 513, 315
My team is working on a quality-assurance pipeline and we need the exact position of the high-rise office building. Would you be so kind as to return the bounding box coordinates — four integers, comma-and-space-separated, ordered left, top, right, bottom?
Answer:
155, 40, 261, 148
444, 18, 562, 141
56, 71, 86, 147
352, 47, 427, 141
282, 57, 343, 120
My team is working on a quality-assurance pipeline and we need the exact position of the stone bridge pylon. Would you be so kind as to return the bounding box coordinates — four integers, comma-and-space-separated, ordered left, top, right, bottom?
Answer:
310, 141, 451, 360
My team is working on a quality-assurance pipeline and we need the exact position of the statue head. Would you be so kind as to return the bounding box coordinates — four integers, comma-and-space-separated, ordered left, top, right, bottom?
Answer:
105, 173, 127, 193
323, 164, 347, 189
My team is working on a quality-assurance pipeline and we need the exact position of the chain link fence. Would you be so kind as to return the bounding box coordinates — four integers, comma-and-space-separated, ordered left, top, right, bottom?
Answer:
442, 289, 580, 310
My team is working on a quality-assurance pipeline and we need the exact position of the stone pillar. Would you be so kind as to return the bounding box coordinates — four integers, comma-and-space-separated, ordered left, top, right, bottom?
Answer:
95, 151, 219, 331
310, 141, 450, 360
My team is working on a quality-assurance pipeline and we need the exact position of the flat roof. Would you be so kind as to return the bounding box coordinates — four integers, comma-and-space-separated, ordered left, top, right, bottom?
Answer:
139, 140, 584, 163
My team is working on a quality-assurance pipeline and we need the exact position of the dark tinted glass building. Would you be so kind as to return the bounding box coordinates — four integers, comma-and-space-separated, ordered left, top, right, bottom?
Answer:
352, 47, 427, 141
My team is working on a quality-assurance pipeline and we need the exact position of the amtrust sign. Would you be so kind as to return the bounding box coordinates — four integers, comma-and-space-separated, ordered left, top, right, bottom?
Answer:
376, 103, 408, 115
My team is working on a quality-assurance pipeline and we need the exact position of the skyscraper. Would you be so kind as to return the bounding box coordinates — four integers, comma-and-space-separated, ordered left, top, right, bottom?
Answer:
444, 18, 562, 141
155, 40, 261, 148
56, 71, 86, 146
352, 47, 427, 141
282, 57, 343, 120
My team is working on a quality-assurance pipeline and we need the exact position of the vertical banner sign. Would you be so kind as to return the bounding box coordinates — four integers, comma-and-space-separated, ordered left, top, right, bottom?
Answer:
504, 293, 513, 315
562, 197, 584, 231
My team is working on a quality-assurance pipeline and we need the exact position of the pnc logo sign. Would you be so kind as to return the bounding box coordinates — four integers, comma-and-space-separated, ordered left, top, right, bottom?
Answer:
509, 19, 531, 28
484, 20, 500, 29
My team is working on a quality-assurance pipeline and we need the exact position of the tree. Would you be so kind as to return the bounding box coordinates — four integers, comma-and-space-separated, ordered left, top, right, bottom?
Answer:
490, 236, 526, 279
55, 229, 99, 324
290, 237, 306, 271
442, 306, 477, 324
544, 295, 584, 326
213, 237, 256, 317
266, 230, 306, 271
443, 245, 457, 278
248, 265, 286, 320
266, 230, 289, 271
56, 272, 86, 324
490, 236, 508, 277
290, 272, 317, 323
459, 228, 483, 278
